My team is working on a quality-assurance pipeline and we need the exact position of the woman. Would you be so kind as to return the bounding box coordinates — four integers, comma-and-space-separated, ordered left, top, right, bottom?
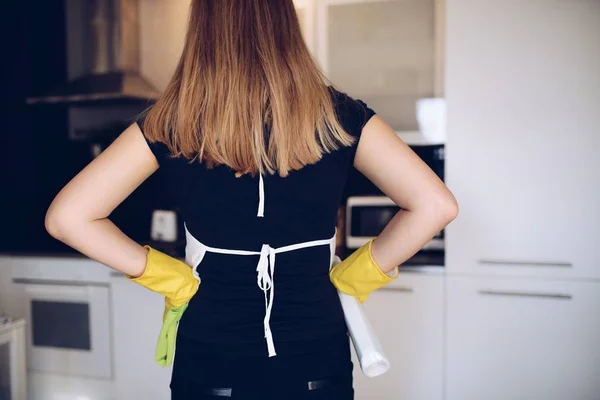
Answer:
45, 1, 457, 399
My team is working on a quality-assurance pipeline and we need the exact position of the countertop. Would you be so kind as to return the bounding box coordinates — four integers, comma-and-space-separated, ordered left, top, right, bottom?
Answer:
0, 319, 26, 335
2, 244, 445, 275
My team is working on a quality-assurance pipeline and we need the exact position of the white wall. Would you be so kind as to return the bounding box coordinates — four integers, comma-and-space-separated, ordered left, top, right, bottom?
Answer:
139, 0, 191, 91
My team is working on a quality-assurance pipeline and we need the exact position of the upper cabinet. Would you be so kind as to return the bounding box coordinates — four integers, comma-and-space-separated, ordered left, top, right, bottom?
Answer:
445, 0, 600, 279
296, 0, 445, 132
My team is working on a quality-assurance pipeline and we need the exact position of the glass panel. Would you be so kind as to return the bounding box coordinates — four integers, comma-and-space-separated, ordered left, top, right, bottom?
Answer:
31, 301, 91, 351
412, 144, 445, 179
352, 206, 399, 237
328, 0, 436, 131
0, 342, 10, 400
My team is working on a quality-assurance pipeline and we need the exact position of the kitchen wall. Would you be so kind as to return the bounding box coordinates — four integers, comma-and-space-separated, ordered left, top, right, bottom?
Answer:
139, 0, 191, 91
327, 0, 436, 130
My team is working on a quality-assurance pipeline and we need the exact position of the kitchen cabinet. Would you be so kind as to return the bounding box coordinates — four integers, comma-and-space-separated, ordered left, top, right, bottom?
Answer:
27, 372, 114, 400
446, 276, 600, 400
352, 273, 444, 400
445, 0, 600, 279
0, 320, 26, 400
0, 341, 9, 400
111, 274, 171, 400
1, 257, 115, 400
294, 0, 444, 132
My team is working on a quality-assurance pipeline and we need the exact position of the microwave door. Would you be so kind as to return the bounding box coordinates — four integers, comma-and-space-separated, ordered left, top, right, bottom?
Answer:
346, 197, 399, 249
20, 282, 112, 379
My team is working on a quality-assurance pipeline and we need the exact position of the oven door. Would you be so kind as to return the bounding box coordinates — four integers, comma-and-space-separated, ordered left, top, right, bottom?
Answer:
13, 279, 112, 379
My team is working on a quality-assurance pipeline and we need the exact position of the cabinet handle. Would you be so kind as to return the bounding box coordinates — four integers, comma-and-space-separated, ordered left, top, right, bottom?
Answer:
478, 260, 572, 268
12, 278, 109, 287
478, 290, 572, 300
382, 286, 413, 293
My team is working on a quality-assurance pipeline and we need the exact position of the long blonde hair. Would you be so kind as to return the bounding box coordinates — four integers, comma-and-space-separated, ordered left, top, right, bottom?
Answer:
142, 0, 354, 177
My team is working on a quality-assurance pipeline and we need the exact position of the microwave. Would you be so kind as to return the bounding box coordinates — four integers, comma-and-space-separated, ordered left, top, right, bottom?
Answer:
344, 143, 444, 199
345, 196, 444, 250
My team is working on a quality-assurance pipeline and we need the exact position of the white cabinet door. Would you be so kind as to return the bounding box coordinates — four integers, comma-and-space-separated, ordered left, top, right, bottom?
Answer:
111, 274, 171, 400
353, 273, 444, 400
317, 0, 444, 132
0, 321, 27, 400
445, 0, 600, 279
446, 277, 600, 400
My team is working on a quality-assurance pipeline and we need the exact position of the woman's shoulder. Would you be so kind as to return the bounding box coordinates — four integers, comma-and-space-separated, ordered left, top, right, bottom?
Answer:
329, 87, 370, 110
328, 86, 376, 138
134, 111, 172, 165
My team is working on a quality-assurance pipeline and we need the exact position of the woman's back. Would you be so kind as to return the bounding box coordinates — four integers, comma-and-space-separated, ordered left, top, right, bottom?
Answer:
141, 89, 375, 354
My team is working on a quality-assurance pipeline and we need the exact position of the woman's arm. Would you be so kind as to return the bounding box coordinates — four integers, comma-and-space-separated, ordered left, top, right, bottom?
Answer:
45, 123, 158, 278
354, 115, 458, 273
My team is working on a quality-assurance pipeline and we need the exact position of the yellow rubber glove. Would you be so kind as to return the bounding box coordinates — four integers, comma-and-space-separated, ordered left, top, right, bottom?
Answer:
129, 246, 199, 312
330, 240, 398, 303
129, 246, 199, 367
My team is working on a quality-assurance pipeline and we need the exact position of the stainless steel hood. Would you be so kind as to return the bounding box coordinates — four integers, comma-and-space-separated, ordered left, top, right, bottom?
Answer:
27, 0, 159, 105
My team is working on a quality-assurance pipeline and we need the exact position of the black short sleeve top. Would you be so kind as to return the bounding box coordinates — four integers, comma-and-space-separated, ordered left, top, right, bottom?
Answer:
138, 88, 374, 249
137, 88, 376, 349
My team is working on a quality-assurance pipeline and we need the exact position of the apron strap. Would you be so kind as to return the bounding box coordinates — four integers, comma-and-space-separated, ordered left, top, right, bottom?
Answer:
257, 174, 265, 217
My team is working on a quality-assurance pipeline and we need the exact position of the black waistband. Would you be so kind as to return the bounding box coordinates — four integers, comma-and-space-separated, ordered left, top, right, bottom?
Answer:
194, 375, 349, 398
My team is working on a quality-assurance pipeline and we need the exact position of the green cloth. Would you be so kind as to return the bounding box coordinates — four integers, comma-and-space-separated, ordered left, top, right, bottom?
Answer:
155, 302, 188, 367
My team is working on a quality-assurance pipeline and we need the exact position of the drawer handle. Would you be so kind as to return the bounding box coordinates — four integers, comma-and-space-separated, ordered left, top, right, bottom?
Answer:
382, 286, 413, 293
478, 290, 572, 300
478, 260, 572, 268
12, 278, 109, 287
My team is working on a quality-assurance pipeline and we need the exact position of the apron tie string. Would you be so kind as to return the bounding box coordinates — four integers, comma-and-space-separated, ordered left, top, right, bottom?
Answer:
257, 174, 265, 217
256, 244, 277, 357
185, 225, 336, 358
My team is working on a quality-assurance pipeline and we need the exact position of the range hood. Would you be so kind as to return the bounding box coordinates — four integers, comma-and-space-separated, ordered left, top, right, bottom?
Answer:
27, 0, 159, 105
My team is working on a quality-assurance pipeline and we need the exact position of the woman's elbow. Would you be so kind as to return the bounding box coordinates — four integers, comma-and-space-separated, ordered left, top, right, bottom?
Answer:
45, 205, 79, 241
428, 191, 459, 227
45, 208, 66, 240
439, 193, 459, 224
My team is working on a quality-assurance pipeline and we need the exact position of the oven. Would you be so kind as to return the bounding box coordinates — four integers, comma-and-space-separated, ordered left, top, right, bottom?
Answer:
11, 257, 112, 379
